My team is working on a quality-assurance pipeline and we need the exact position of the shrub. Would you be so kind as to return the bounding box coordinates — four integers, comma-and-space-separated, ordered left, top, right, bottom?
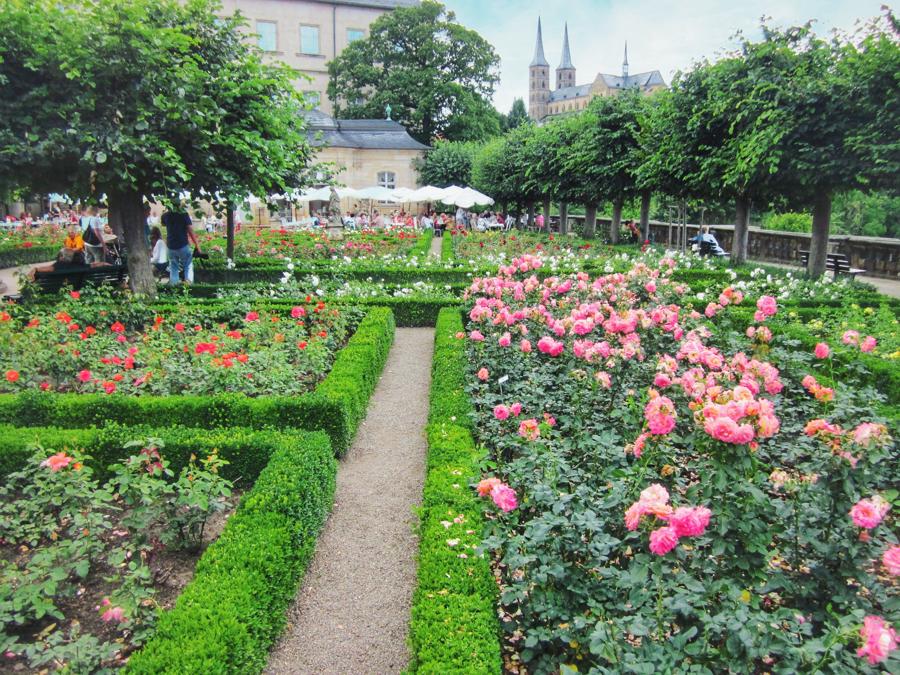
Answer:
407, 308, 501, 674
125, 430, 336, 673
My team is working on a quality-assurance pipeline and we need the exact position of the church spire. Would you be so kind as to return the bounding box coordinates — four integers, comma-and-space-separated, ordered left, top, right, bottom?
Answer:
530, 17, 548, 68
623, 41, 629, 78
559, 22, 574, 69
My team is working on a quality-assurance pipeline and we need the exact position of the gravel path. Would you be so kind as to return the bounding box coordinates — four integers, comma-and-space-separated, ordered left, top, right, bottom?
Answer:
266, 327, 434, 675
429, 233, 442, 257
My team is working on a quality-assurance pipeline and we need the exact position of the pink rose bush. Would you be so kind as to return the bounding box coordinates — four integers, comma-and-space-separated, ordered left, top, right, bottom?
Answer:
476, 477, 518, 512
460, 252, 896, 672
857, 616, 897, 665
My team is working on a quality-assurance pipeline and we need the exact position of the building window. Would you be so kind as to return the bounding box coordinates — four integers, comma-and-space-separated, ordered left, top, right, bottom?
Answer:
257, 21, 277, 52
305, 91, 321, 107
377, 171, 396, 189
300, 25, 320, 55
347, 28, 365, 43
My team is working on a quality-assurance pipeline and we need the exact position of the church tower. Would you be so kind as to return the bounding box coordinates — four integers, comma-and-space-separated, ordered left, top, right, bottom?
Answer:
556, 23, 575, 90
528, 17, 550, 121
622, 41, 629, 78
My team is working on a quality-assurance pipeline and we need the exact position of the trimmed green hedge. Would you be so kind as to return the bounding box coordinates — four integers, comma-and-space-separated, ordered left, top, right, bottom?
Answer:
0, 423, 301, 483
440, 232, 453, 262
408, 308, 501, 674
125, 429, 336, 673
0, 307, 395, 456
194, 266, 482, 286
0, 244, 58, 270
408, 229, 434, 258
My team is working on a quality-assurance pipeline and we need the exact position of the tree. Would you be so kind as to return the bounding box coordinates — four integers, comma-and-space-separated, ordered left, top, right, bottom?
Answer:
504, 98, 528, 132
473, 123, 540, 218
327, 1, 500, 144
0, 0, 313, 295
416, 141, 479, 187
778, 12, 900, 276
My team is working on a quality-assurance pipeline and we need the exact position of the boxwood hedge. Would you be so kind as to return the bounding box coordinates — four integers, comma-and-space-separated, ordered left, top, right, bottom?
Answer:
125, 429, 336, 673
0, 306, 395, 456
407, 308, 501, 674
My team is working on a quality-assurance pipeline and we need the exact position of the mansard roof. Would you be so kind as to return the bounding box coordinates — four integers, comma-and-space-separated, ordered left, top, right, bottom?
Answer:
305, 111, 428, 151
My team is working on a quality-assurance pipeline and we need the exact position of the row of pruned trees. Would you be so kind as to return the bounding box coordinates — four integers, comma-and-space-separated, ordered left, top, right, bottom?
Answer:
450, 13, 900, 277
0, 0, 317, 295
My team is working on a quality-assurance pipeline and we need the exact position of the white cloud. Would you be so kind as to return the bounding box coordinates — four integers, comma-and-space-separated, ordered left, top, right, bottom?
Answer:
444, 0, 886, 113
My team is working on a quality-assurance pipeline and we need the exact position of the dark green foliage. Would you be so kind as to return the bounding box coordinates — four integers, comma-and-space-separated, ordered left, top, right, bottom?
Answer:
328, 0, 500, 144
407, 308, 501, 674
124, 430, 336, 673
416, 140, 480, 187
0, 245, 58, 270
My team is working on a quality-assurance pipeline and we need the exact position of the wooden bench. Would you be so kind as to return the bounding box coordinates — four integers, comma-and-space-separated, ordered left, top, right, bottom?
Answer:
32, 264, 128, 293
798, 250, 866, 280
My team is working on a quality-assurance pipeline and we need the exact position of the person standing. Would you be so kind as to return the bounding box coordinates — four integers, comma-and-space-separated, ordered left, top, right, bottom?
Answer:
80, 206, 106, 263
161, 209, 201, 285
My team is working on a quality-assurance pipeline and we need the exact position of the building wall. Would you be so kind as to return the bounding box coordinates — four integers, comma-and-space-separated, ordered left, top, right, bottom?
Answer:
219, 0, 394, 114
315, 146, 423, 191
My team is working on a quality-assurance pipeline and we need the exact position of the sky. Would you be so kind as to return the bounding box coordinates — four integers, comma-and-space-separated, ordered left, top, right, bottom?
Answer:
441, 0, 889, 113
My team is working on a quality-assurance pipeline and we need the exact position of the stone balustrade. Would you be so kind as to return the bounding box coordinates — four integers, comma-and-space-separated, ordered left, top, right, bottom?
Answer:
561, 215, 900, 279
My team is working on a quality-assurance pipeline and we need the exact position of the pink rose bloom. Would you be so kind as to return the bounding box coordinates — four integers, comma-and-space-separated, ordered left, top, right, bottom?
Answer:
704, 303, 720, 319
469, 330, 485, 342
625, 501, 645, 531
649, 526, 680, 555
476, 367, 489, 381
476, 477, 502, 497
753, 310, 766, 322
518, 418, 540, 441
631, 432, 649, 458
746, 326, 756, 339
498, 332, 512, 347
493, 404, 510, 421
647, 414, 676, 435
510, 402, 522, 416
853, 422, 888, 448
291, 306, 306, 319
756, 295, 777, 317
860, 336, 877, 353
640, 483, 670, 507
850, 496, 890, 530
842, 330, 860, 345
756, 326, 773, 343
41, 452, 73, 472
490, 483, 518, 512
814, 342, 830, 359
245, 311, 259, 322
101, 606, 126, 623
883, 546, 900, 576
77, 369, 92, 383
670, 506, 712, 538
520, 339, 532, 353
653, 373, 672, 388
856, 615, 897, 665
595, 371, 611, 388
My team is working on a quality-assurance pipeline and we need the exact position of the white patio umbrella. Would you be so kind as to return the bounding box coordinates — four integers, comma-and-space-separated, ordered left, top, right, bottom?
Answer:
409, 185, 449, 202
353, 186, 403, 203
438, 185, 495, 208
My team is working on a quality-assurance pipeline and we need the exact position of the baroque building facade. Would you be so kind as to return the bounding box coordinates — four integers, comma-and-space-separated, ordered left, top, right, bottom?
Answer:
528, 17, 667, 121
219, 0, 417, 115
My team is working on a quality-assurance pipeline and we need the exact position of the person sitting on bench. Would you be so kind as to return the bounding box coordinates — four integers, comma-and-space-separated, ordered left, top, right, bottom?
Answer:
28, 247, 92, 280
691, 226, 727, 256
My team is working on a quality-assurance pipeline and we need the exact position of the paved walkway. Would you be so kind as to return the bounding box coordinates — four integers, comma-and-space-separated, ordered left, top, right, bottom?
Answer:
266, 328, 433, 674
0, 262, 49, 296
751, 259, 900, 300
429, 233, 442, 257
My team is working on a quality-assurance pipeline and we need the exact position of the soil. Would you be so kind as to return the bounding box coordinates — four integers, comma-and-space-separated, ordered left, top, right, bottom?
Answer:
1, 491, 241, 673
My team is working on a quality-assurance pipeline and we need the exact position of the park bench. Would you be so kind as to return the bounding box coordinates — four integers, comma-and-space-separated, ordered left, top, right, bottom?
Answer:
32, 264, 128, 294
798, 250, 865, 280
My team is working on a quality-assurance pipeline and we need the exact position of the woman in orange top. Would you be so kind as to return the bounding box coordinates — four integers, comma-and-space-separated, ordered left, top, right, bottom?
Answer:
63, 224, 84, 251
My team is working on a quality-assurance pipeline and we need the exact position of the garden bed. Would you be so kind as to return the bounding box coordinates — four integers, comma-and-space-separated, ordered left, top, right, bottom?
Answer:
456, 254, 898, 672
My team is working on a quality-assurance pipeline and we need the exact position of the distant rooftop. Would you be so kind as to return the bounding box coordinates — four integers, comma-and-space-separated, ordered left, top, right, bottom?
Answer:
306, 0, 418, 8
305, 111, 428, 151
548, 84, 592, 102
598, 70, 666, 90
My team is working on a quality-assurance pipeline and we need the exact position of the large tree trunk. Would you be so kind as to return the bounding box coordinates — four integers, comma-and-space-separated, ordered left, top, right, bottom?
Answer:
732, 196, 751, 265
542, 198, 551, 223
527, 201, 535, 228
558, 202, 568, 235
226, 205, 235, 261
109, 188, 155, 297
808, 192, 831, 278
583, 205, 597, 239
610, 198, 623, 245
639, 190, 651, 242
106, 199, 126, 241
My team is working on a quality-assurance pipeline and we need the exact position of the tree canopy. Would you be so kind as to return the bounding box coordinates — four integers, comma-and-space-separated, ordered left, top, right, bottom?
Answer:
327, 0, 500, 144
415, 141, 479, 187
0, 0, 313, 294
